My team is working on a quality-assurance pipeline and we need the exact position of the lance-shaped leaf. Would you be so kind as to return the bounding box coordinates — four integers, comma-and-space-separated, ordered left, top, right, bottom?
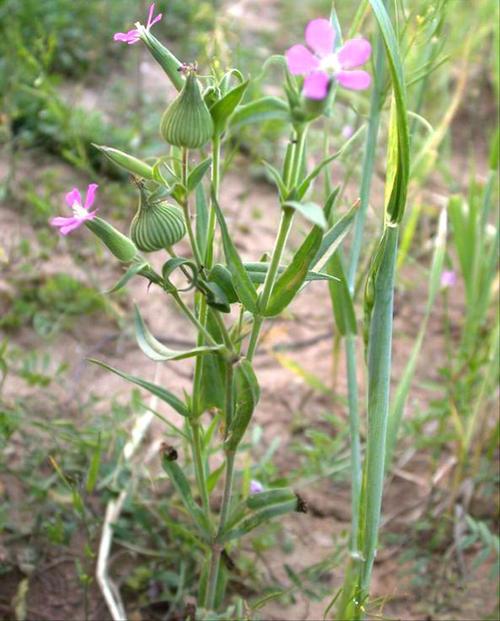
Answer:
219, 499, 300, 543
210, 80, 249, 134
211, 190, 260, 314
309, 201, 359, 274
283, 201, 327, 229
93, 144, 154, 179
198, 309, 227, 413
161, 450, 211, 538
244, 262, 337, 283
134, 306, 224, 361
229, 96, 290, 129
327, 254, 357, 336
295, 125, 365, 200
107, 259, 149, 294
262, 161, 287, 200
88, 359, 189, 417
225, 359, 260, 451
187, 157, 212, 193
263, 226, 323, 317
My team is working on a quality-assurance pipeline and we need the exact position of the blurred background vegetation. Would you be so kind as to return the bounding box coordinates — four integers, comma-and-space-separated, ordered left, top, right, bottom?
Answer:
0, 0, 498, 620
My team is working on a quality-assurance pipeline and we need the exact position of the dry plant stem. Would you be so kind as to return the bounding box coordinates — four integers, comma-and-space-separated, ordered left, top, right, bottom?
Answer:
97, 367, 160, 621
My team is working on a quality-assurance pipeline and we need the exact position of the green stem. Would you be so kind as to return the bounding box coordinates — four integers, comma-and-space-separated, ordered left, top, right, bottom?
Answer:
170, 291, 218, 346
181, 148, 203, 269
205, 134, 221, 269
205, 372, 236, 610
247, 125, 308, 361
190, 419, 211, 516
246, 208, 294, 361
347, 27, 386, 292
192, 135, 222, 418
345, 334, 362, 554
360, 226, 398, 591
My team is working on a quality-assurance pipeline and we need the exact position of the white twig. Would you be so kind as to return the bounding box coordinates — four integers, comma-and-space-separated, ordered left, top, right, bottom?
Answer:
96, 364, 161, 621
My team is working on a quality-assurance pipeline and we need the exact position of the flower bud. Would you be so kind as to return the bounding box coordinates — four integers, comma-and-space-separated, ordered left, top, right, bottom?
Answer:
160, 69, 214, 149
85, 217, 138, 262
130, 187, 186, 252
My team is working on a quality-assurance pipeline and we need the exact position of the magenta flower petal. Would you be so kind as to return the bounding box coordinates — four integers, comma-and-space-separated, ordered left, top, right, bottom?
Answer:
60, 220, 85, 236
336, 70, 371, 90
303, 71, 330, 100
84, 183, 99, 210
65, 188, 82, 208
50, 216, 76, 227
114, 30, 141, 44
305, 18, 334, 57
146, 3, 162, 28
337, 38, 372, 69
286, 44, 319, 75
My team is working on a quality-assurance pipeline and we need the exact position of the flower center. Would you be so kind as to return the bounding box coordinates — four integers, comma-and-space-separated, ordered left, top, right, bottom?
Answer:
72, 201, 87, 219
319, 53, 342, 75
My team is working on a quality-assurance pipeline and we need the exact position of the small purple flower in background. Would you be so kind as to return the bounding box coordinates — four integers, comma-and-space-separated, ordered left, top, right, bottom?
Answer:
114, 3, 162, 45
50, 184, 98, 235
342, 125, 354, 139
286, 18, 372, 100
250, 480, 264, 494
441, 270, 457, 289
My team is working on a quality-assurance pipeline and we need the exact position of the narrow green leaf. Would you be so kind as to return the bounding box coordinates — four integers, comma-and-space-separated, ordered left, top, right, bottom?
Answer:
309, 202, 359, 273
369, 0, 410, 223
327, 254, 357, 336
134, 306, 223, 362
88, 359, 189, 417
85, 435, 101, 494
107, 260, 149, 294
296, 125, 365, 200
264, 226, 323, 317
199, 310, 227, 413
225, 359, 260, 451
187, 157, 212, 193
207, 463, 225, 494
211, 190, 260, 313
262, 161, 287, 199
229, 96, 290, 129
210, 80, 249, 133
161, 451, 211, 537
246, 488, 297, 510
219, 499, 299, 543
283, 201, 327, 229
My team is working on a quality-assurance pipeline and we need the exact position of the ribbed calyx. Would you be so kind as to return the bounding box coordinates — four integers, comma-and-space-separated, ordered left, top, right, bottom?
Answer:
130, 187, 186, 252
160, 68, 214, 149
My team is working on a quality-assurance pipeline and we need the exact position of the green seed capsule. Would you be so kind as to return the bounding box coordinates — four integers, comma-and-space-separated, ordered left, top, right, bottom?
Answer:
130, 191, 186, 253
160, 71, 214, 149
85, 217, 138, 262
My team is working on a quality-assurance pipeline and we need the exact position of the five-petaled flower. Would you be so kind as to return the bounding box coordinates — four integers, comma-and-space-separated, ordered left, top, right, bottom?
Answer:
114, 3, 162, 45
286, 18, 372, 100
50, 184, 99, 235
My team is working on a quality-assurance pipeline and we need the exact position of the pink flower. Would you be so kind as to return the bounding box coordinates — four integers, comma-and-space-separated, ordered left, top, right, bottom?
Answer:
113, 3, 162, 45
286, 18, 372, 100
50, 184, 98, 235
441, 270, 457, 289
